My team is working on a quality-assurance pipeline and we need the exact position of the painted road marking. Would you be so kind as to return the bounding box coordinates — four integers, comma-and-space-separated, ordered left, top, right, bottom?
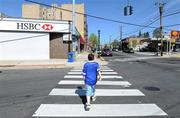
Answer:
68, 71, 118, 75
33, 104, 167, 117
64, 75, 123, 79
58, 80, 131, 86
70, 69, 114, 72
49, 88, 144, 96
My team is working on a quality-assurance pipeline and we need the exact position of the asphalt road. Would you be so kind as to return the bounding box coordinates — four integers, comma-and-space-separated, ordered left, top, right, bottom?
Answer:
103, 51, 180, 118
0, 68, 70, 118
0, 52, 180, 118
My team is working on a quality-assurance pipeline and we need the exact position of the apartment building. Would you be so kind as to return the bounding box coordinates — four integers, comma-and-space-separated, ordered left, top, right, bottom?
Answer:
22, 3, 87, 51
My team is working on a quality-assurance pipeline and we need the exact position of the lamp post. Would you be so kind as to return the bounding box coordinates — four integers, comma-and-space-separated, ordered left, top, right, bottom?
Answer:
72, 0, 75, 52
98, 30, 101, 51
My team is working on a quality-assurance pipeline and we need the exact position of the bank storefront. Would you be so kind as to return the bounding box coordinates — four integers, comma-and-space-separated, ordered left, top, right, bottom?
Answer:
0, 18, 71, 60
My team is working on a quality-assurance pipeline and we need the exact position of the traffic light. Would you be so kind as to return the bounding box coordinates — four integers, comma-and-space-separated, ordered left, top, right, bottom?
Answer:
124, 6, 127, 16
129, 6, 133, 15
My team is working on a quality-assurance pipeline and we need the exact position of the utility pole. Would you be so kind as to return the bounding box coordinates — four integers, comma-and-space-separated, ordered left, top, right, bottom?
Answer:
120, 26, 122, 40
98, 30, 101, 51
109, 35, 112, 48
159, 1, 164, 56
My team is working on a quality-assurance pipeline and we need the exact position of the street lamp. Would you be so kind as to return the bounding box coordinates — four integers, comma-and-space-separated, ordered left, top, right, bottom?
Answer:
98, 30, 100, 51
72, 0, 76, 52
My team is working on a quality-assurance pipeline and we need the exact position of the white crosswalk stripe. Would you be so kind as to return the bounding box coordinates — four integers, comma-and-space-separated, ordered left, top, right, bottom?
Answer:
70, 69, 114, 72
64, 75, 123, 79
58, 80, 131, 86
49, 88, 145, 96
33, 104, 167, 117
68, 71, 118, 75
32, 66, 167, 117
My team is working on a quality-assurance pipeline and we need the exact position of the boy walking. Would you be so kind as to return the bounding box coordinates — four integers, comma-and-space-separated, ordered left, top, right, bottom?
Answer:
82, 53, 102, 111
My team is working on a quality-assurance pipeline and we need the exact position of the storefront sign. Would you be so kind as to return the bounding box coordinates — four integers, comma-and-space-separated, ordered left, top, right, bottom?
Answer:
63, 34, 72, 41
0, 18, 70, 33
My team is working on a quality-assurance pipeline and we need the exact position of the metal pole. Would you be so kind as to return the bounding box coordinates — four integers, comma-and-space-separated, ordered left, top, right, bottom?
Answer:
170, 38, 172, 55
98, 30, 100, 51
120, 26, 122, 40
109, 35, 112, 48
72, 0, 75, 52
167, 38, 168, 55
159, 2, 164, 56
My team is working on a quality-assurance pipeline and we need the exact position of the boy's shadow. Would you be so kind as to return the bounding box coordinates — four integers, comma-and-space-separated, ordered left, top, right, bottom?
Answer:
75, 86, 86, 105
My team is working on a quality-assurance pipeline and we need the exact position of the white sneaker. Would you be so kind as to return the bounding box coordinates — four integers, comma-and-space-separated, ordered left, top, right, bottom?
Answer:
91, 96, 96, 101
85, 103, 91, 111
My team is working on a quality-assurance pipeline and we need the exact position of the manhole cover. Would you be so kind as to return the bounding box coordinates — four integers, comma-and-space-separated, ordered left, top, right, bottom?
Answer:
143, 86, 160, 91
25, 95, 32, 98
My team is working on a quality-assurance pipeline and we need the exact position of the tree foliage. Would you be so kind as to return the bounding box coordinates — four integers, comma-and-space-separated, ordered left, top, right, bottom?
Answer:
153, 28, 161, 38
111, 39, 119, 48
89, 33, 98, 49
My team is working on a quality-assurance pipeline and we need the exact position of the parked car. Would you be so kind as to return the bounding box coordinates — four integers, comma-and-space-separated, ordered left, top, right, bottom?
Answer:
101, 48, 113, 56
112, 48, 118, 52
139, 47, 149, 52
123, 48, 134, 53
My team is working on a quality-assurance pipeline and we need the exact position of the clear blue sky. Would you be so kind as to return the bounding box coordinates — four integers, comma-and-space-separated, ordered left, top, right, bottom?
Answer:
0, 0, 180, 44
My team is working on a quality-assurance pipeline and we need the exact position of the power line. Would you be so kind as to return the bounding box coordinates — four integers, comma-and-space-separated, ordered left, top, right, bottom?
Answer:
24, 0, 180, 38
164, 23, 180, 27
123, 6, 180, 36
24, 0, 158, 29
122, 1, 180, 36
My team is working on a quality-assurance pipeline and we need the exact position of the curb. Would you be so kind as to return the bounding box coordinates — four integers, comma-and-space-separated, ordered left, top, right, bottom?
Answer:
0, 64, 67, 70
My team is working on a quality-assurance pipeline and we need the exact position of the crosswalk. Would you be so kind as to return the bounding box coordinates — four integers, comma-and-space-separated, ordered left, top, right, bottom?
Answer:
32, 66, 168, 117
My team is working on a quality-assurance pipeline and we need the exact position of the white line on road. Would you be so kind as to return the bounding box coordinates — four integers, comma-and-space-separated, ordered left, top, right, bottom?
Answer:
49, 88, 144, 96
58, 80, 131, 86
64, 75, 123, 79
33, 104, 167, 117
68, 72, 118, 75
70, 69, 114, 72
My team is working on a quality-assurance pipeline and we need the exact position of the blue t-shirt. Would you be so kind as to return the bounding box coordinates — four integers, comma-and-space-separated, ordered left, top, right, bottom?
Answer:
82, 61, 100, 85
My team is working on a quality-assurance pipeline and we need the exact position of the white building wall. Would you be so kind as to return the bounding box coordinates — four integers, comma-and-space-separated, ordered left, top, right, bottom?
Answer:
0, 32, 49, 60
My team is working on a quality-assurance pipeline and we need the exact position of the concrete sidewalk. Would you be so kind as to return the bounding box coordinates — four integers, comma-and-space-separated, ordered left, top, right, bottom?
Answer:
0, 52, 108, 70
135, 51, 180, 58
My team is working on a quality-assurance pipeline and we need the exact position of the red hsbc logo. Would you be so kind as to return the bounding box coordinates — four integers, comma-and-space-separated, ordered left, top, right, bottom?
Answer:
42, 24, 54, 31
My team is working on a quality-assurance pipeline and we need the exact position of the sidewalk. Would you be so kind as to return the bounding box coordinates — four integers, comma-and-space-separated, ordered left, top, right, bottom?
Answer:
0, 52, 108, 70
135, 51, 180, 58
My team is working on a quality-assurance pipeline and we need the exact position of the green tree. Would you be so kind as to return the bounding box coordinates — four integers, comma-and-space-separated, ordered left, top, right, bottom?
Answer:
153, 28, 161, 38
132, 40, 138, 48
144, 32, 150, 38
89, 33, 98, 50
111, 40, 119, 48
138, 30, 142, 37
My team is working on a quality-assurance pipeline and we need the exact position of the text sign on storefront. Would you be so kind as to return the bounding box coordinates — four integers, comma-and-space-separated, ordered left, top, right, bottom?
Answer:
0, 18, 70, 33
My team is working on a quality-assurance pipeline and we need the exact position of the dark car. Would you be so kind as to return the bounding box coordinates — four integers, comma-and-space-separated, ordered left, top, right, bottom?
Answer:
139, 47, 149, 52
101, 48, 113, 56
123, 48, 134, 53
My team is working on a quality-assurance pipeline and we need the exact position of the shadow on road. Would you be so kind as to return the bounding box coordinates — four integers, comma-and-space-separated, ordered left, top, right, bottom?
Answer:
75, 86, 86, 105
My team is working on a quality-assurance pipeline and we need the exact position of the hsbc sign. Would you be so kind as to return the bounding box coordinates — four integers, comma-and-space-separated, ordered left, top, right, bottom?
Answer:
17, 23, 54, 31
0, 18, 70, 33
42, 24, 54, 30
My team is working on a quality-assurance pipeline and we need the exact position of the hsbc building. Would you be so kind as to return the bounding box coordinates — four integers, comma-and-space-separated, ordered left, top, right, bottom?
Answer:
0, 18, 73, 60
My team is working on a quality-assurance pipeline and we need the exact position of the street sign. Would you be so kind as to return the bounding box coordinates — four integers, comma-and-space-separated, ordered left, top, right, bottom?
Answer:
170, 30, 179, 39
